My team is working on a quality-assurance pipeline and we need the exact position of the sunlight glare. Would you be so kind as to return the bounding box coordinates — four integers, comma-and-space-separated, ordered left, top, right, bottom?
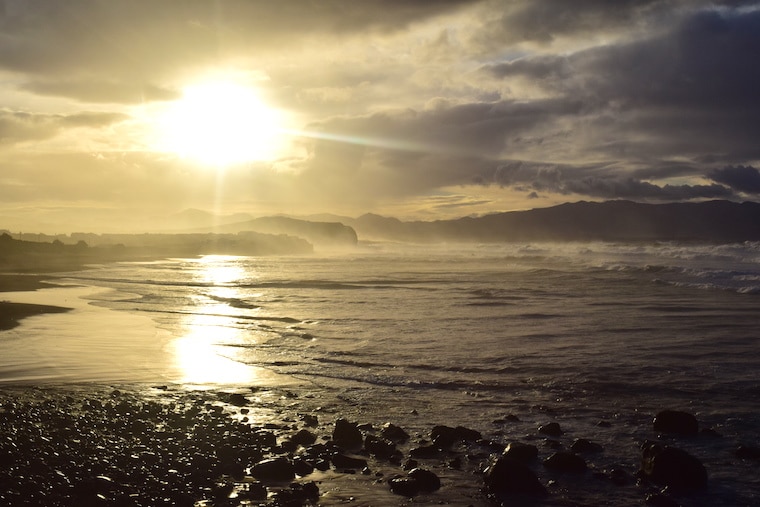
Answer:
156, 81, 284, 166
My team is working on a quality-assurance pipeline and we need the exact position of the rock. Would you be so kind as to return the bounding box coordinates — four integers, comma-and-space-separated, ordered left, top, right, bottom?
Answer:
250, 457, 295, 482
431, 425, 482, 447
271, 482, 319, 505
332, 418, 363, 449
331, 453, 368, 470
291, 429, 317, 447
292, 458, 315, 477
300, 413, 319, 427
388, 476, 420, 497
381, 423, 410, 443
402, 458, 419, 471
236, 482, 267, 501
364, 434, 397, 458
653, 410, 698, 436
227, 393, 247, 407
571, 438, 603, 453
502, 442, 539, 463
408, 468, 441, 492
640, 442, 707, 490
645, 492, 681, 506
735, 445, 760, 461
409, 445, 441, 458
484, 456, 547, 496
543, 451, 587, 472
538, 422, 563, 437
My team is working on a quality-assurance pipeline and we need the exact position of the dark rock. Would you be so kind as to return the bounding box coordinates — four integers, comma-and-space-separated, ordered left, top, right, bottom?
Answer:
364, 434, 396, 458
381, 423, 410, 443
646, 492, 681, 507
271, 481, 319, 506
431, 425, 482, 447
484, 456, 547, 496
292, 458, 314, 477
538, 422, 563, 437
571, 438, 603, 453
250, 457, 295, 482
503, 442, 539, 463
609, 467, 630, 486
640, 442, 707, 490
331, 453, 368, 470
236, 482, 267, 501
505, 414, 520, 422
332, 418, 363, 449
653, 410, 699, 436
431, 425, 458, 447
597, 420, 612, 428
227, 393, 248, 407
300, 413, 319, 427
402, 458, 419, 471
735, 445, 760, 461
409, 445, 441, 458
700, 427, 722, 438
543, 452, 587, 472
409, 468, 441, 492
388, 475, 420, 497
291, 429, 317, 447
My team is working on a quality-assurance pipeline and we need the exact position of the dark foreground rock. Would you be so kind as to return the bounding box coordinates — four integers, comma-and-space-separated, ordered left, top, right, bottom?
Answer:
484, 455, 547, 497
653, 410, 699, 435
640, 442, 707, 490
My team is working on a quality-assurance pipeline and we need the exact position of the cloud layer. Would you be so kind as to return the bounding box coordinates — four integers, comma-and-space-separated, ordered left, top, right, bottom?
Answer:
0, 0, 759, 230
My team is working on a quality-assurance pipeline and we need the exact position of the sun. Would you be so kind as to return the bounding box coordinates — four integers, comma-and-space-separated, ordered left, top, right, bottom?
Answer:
155, 81, 285, 166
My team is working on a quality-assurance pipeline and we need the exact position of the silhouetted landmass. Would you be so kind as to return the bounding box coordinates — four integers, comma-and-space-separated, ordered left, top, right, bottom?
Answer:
0, 232, 312, 272
208, 217, 358, 247
352, 200, 760, 243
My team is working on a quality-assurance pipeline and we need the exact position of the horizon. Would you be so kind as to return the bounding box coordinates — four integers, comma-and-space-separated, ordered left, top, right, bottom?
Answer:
1, 1, 759, 233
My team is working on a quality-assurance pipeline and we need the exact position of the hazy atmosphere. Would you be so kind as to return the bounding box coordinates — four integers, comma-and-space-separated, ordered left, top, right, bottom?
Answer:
1, 0, 759, 232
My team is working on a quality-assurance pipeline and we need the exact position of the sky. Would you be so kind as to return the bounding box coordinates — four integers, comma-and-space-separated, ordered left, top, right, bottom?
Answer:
1, 0, 759, 232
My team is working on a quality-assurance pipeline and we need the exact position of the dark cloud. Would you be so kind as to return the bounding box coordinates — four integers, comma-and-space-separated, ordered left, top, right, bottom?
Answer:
708, 165, 760, 194
0, 0, 474, 103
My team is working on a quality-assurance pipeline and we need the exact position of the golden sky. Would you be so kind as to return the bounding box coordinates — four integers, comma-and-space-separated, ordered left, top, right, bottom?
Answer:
1, 0, 759, 232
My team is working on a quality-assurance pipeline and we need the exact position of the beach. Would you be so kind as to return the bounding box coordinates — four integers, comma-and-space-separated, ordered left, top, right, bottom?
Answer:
1, 245, 759, 505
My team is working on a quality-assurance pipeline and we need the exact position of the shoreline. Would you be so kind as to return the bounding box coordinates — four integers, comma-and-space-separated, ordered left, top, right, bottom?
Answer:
0, 274, 71, 331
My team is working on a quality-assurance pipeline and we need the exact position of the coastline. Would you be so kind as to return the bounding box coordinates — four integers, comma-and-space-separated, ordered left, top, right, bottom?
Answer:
0, 274, 71, 331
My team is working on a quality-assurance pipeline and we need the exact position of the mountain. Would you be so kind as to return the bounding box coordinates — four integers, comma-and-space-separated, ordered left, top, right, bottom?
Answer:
352, 200, 760, 243
208, 216, 358, 247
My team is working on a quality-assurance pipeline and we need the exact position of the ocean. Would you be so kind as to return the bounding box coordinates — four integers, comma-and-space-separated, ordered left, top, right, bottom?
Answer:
1, 241, 759, 505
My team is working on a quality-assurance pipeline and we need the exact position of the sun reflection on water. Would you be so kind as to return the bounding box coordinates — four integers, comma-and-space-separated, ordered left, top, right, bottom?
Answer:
172, 256, 258, 385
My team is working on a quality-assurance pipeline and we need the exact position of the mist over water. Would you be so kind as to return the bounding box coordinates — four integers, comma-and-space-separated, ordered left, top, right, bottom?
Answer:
2, 241, 759, 504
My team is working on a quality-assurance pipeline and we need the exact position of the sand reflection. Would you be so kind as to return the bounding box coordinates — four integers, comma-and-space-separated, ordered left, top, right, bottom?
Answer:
173, 256, 257, 385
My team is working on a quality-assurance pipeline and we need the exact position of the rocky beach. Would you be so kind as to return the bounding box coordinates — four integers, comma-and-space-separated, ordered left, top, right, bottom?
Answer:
1, 382, 758, 506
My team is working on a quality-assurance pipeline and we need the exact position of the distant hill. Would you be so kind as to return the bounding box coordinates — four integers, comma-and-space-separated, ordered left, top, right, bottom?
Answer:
208, 216, 358, 247
351, 200, 760, 243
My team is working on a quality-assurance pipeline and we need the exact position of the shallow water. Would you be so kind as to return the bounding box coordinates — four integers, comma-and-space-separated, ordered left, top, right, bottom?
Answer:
2, 241, 759, 505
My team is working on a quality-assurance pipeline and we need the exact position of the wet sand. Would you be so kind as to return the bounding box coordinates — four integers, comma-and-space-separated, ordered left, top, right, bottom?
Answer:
0, 274, 70, 331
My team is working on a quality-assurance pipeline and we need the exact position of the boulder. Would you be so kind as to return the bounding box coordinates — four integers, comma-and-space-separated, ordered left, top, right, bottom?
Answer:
735, 445, 760, 461
538, 422, 563, 437
381, 423, 410, 443
331, 453, 368, 470
431, 425, 482, 447
653, 410, 698, 436
388, 476, 420, 497
290, 429, 317, 447
570, 438, 603, 453
543, 452, 587, 473
640, 442, 707, 490
502, 442, 539, 463
408, 468, 441, 492
332, 418, 363, 449
483, 456, 547, 496
364, 434, 397, 458
250, 457, 295, 482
